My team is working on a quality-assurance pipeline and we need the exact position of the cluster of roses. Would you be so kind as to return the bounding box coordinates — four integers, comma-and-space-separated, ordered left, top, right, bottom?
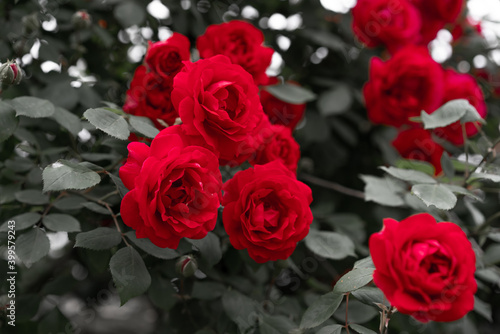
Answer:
353, 0, 487, 174
354, 0, 478, 323
119, 20, 312, 263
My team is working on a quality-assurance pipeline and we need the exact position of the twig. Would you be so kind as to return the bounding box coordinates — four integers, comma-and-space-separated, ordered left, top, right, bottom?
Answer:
69, 190, 131, 247
462, 124, 470, 181
345, 293, 350, 334
299, 174, 365, 199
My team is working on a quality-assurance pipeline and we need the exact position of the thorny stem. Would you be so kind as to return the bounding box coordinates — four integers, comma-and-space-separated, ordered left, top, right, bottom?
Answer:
476, 211, 500, 234
465, 137, 500, 184
462, 123, 470, 181
299, 173, 365, 199
70, 190, 131, 247
381, 306, 396, 334
345, 293, 350, 334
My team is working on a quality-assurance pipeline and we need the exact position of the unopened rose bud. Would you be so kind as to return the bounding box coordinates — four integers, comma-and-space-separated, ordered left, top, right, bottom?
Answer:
176, 255, 198, 277
72, 10, 92, 30
22, 13, 40, 35
0, 62, 23, 85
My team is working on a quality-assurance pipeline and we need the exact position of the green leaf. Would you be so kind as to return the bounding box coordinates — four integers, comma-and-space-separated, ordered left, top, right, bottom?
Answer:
442, 184, 482, 201
148, 273, 177, 311
191, 281, 226, 300
51, 107, 83, 136
301, 29, 347, 53
360, 175, 405, 207
11, 96, 56, 118
350, 323, 378, 334
187, 232, 222, 267
83, 108, 130, 140
129, 115, 160, 139
43, 213, 81, 232
395, 159, 436, 175
333, 268, 374, 294
317, 84, 353, 116
411, 184, 457, 210
125, 231, 179, 260
379, 166, 436, 184
110, 247, 151, 305
483, 244, 500, 266
421, 99, 484, 130
305, 230, 356, 260
259, 315, 296, 334
15, 189, 49, 205
353, 257, 374, 269
316, 324, 343, 334
264, 83, 316, 104
53, 195, 87, 210
17, 227, 50, 268
0, 101, 18, 142
43, 159, 101, 192
0, 183, 21, 204
441, 153, 455, 179
0, 213, 41, 232
351, 286, 389, 307
222, 290, 261, 333
109, 173, 129, 198
469, 172, 500, 183
300, 291, 343, 329
474, 296, 492, 322
82, 202, 111, 215
74, 227, 122, 250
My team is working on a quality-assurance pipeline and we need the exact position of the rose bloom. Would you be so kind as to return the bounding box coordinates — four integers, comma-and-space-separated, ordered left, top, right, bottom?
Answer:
171, 55, 267, 166
364, 46, 444, 127
197, 20, 274, 86
408, 0, 464, 44
261, 77, 306, 130
369, 213, 477, 322
145, 32, 190, 78
250, 125, 301, 173
433, 69, 487, 146
222, 161, 313, 263
352, 0, 421, 53
123, 65, 178, 128
392, 128, 445, 175
120, 126, 222, 249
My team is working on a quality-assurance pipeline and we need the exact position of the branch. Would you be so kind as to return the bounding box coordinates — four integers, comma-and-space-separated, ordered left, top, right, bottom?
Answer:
299, 174, 365, 199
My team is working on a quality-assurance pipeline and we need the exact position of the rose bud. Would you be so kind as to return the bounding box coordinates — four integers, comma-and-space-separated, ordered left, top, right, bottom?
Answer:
72, 10, 92, 30
0, 62, 23, 86
176, 255, 198, 277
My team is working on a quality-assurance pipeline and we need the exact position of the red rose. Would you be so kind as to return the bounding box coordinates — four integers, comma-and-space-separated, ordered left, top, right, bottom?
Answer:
171, 55, 267, 166
250, 125, 301, 173
123, 65, 178, 128
433, 70, 487, 145
392, 129, 445, 175
197, 20, 274, 86
145, 32, 190, 78
369, 213, 477, 322
364, 46, 444, 127
409, 0, 464, 44
119, 126, 222, 248
261, 77, 306, 130
352, 0, 421, 53
222, 161, 313, 263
